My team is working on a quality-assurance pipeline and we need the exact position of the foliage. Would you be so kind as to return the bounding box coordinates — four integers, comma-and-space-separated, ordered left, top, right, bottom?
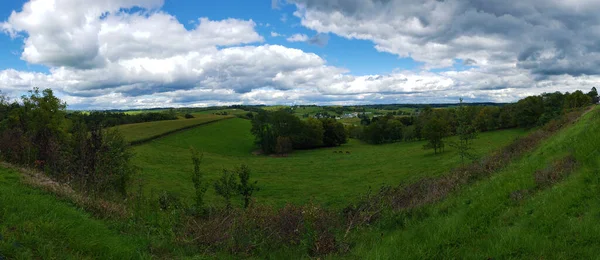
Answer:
588, 87, 599, 104
449, 98, 478, 164
236, 164, 258, 208
276, 136, 293, 155
564, 90, 592, 109
362, 115, 405, 144
0, 88, 134, 197
184, 113, 195, 119
251, 109, 347, 154
320, 118, 348, 147
71, 110, 178, 128
190, 148, 208, 212
214, 168, 239, 208
421, 114, 449, 154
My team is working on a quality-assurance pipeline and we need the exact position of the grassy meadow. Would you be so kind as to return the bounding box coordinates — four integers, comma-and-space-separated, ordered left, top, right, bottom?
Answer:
111, 114, 231, 144
349, 106, 600, 259
133, 118, 528, 208
0, 166, 147, 259
2, 106, 598, 259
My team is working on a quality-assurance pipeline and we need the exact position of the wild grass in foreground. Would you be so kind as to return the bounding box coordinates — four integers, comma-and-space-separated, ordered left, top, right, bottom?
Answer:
0, 167, 147, 259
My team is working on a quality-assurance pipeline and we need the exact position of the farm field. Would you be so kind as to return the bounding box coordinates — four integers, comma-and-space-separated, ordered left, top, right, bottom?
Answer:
111, 114, 231, 144
133, 118, 528, 208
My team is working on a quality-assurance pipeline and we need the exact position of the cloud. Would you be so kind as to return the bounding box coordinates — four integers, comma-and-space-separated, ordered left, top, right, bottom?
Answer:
308, 33, 329, 47
1, 0, 599, 109
286, 33, 309, 42
289, 0, 600, 76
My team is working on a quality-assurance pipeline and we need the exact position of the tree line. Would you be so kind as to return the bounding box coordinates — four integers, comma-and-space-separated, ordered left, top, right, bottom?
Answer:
0, 88, 134, 197
348, 88, 598, 151
68, 110, 178, 128
251, 109, 348, 155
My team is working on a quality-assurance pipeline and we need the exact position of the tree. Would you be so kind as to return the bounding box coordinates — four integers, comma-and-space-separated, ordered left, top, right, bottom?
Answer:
320, 118, 348, 146
275, 136, 293, 155
449, 99, 478, 164
587, 87, 599, 104
236, 164, 258, 209
515, 95, 544, 128
292, 117, 324, 149
564, 90, 591, 109
251, 111, 277, 154
214, 168, 238, 208
190, 148, 208, 211
422, 115, 449, 154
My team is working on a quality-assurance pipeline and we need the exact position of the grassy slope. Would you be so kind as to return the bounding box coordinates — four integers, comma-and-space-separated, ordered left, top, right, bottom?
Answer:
133, 118, 527, 208
0, 167, 146, 259
350, 106, 600, 259
112, 114, 231, 144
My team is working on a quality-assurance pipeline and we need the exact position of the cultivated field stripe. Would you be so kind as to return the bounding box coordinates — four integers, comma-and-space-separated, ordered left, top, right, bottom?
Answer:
128, 116, 234, 146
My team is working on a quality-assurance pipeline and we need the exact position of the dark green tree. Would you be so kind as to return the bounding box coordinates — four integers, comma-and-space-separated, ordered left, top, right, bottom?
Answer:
422, 115, 449, 154
320, 118, 348, 146
564, 90, 591, 109
587, 87, 599, 104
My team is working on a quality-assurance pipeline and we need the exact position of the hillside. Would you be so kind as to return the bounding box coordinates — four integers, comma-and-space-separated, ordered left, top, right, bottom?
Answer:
111, 114, 232, 144
1, 105, 598, 258
0, 166, 147, 259
350, 106, 600, 259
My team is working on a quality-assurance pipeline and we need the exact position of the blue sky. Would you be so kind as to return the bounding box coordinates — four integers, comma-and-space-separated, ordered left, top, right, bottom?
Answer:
0, 0, 598, 109
0, 0, 420, 75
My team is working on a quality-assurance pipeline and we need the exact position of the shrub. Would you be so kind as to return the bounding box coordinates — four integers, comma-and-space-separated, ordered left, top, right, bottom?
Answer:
214, 168, 239, 208
236, 164, 258, 208
184, 113, 195, 119
190, 148, 208, 212
534, 155, 577, 188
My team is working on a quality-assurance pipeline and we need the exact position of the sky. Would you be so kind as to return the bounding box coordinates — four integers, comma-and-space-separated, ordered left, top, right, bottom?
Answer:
0, 0, 599, 109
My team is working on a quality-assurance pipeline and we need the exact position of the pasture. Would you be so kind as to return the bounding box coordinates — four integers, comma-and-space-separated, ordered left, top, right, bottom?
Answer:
133, 118, 528, 208
111, 114, 231, 144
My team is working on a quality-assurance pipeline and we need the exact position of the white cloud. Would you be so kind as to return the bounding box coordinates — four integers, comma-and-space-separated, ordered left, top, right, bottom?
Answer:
1, 0, 599, 109
286, 33, 309, 42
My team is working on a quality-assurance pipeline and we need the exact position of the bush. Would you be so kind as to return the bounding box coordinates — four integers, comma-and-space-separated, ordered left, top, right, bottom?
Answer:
184, 113, 195, 119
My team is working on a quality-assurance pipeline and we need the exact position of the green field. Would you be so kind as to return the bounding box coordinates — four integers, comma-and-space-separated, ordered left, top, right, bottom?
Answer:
133, 118, 528, 208
112, 114, 231, 144
350, 107, 600, 259
3, 106, 599, 258
0, 166, 147, 259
